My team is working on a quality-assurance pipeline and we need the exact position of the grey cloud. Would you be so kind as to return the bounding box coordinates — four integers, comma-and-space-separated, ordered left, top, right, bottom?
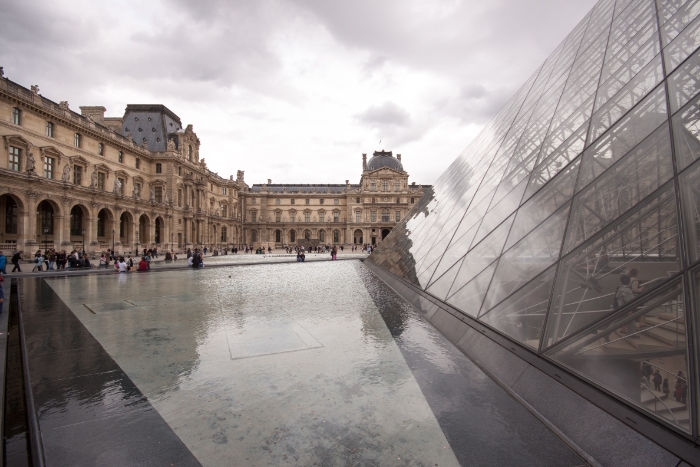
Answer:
355, 101, 411, 128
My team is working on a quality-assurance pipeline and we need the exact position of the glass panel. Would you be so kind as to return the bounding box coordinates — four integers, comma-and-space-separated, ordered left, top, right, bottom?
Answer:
446, 261, 498, 318
590, 55, 664, 141
481, 204, 571, 312
680, 159, 700, 263
510, 157, 581, 250
429, 221, 482, 284
566, 124, 674, 253
545, 185, 679, 348
426, 256, 462, 301
673, 93, 700, 171
578, 89, 669, 191
446, 214, 515, 296
660, 0, 700, 46
664, 13, 700, 72
668, 47, 700, 113
530, 122, 589, 195
480, 265, 558, 350
472, 177, 528, 246
601, 18, 659, 84
546, 279, 691, 434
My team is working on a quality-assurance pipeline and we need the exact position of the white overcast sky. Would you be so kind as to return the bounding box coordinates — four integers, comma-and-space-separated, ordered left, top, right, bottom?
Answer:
1, 0, 597, 185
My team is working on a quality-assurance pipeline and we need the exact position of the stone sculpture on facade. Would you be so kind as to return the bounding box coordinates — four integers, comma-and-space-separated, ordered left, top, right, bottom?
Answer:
113, 178, 122, 194
133, 183, 140, 198
62, 163, 71, 181
90, 168, 98, 187
25, 152, 36, 173
150, 187, 155, 202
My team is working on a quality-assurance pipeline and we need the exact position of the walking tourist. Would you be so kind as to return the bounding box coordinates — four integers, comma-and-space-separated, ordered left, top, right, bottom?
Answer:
0, 251, 6, 274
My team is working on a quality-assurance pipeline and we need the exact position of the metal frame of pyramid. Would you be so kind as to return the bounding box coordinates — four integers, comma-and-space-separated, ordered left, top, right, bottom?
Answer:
369, 0, 700, 444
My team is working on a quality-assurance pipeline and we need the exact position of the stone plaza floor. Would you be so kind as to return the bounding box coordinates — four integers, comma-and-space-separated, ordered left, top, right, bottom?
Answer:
17, 260, 586, 466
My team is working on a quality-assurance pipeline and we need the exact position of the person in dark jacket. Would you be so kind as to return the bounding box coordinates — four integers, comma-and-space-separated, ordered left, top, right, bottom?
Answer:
11, 251, 23, 272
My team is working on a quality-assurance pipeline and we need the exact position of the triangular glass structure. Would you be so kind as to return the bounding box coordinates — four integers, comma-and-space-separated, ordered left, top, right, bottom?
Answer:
367, 0, 700, 435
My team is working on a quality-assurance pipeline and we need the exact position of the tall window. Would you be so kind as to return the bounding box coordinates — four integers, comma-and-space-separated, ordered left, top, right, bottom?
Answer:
11, 107, 20, 125
290, 230, 296, 242
410, 197, 415, 203
291, 214, 296, 223
275, 230, 281, 242
396, 211, 401, 221
382, 209, 390, 222
74, 133, 81, 148
251, 211, 257, 222
276, 212, 281, 222
44, 157, 54, 179
177, 166, 181, 176
370, 181, 376, 191
276, 198, 280, 204
222, 187, 227, 195
135, 158, 140, 169
178, 189, 182, 207
396, 198, 400, 204
118, 151, 123, 163
334, 199, 339, 205
8, 146, 20, 171
356, 197, 360, 203
98, 143, 103, 156
333, 230, 340, 243
73, 165, 82, 185
221, 227, 227, 242
305, 199, 310, 205
333, 212, 339, 223
222, 205, 227, 217
395, 181, 400, 192
371, 197, 376, 204
371, 210, 376, 222
155, 186, 162, 203
251, 229, 257, 242
46, 121, 54, 137
97, 172, 105, 190
118, 178, 125, 195
5, 201, 18, 234
356, 211, 361, 222
188, 145, 192, 161
97, 211, 106, 237
251, 198, 256, 204
319, 230, 325, 242
38, 201, 53, 234
70, 206, 83, 236
156, 163, 162, 173
382, 180, 388, 192
305, 212, 310, 222
320, 199, 324, 205
319, 213, 325, 222
291, 199, 295, 205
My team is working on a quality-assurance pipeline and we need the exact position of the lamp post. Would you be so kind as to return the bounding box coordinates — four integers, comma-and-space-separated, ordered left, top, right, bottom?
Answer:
81, 229, 85, 254
112, 229, 115, 260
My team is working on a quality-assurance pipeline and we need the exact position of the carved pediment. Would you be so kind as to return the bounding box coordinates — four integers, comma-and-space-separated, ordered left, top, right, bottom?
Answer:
70, 155, 90, 167
114, 170, 130, 180
39, 146, 66, 162
3, 134, 31, 150
93, 162, 111, 173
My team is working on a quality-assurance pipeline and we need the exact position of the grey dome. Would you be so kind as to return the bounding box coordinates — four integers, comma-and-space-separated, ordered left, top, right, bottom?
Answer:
366, 150, 403, 171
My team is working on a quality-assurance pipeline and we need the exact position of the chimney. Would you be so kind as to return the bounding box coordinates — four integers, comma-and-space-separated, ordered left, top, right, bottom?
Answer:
362, 153, 367, 171
397, 154, 401, 161
267, 179, 272, 184
79, 106, 106, 124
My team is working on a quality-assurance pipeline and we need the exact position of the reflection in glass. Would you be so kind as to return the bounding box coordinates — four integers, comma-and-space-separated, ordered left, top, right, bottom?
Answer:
664, 13, 700, 72
566, 123, 674, 253
546, 279, 691, 433
680, 159, 700, 263
672, 92, 700, 171
481, 204, 570, 312
480, 265, 557, 350
545, 185, 679, 347
667, 47, 700, 113
446, 261, 498, 317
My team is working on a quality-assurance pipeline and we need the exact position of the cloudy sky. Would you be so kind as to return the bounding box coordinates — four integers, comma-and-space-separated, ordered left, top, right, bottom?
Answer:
1, 0, 597, 185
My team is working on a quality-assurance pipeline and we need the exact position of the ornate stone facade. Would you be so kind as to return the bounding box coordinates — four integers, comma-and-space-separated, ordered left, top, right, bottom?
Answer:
0, 77, 428, 253
244, 151, 427, 248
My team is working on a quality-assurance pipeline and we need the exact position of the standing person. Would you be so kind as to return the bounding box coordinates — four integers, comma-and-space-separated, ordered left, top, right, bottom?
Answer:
57, 250, 67, 269
663, 378, 670, 398
652, 370, 662, 392
127, 256, 134, 272
0, 251, 6, 274
48, 250, 57, 271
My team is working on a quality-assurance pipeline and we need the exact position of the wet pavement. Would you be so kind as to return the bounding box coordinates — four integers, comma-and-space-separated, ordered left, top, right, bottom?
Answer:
18, 261, 585, 466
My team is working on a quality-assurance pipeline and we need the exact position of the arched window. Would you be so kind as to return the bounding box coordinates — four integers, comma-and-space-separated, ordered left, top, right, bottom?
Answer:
251, 229, 257, 242
36, 200, 54, 235
290, 230, 296, 242
304, 229, 311, 240
97, 210, 107, 237
319, 230, 325, 242
275, 229, 281, 242
333, 230, 340, 243
70, 206, 83, 236
155, 218, 162, 243
221, 226, 227, 242
5, 198, 18, 234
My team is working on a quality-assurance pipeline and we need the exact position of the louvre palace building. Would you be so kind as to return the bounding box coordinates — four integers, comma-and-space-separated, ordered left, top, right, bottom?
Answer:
366, 0, 700, 462
0, 73, 427, 254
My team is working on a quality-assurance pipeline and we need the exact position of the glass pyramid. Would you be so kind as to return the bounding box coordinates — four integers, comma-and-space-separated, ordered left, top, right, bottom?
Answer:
369, 0, 700, 435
